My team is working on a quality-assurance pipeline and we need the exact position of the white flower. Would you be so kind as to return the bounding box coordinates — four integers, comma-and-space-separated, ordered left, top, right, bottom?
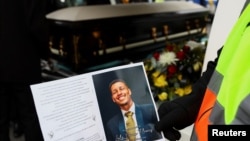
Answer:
185, 40, 204, 50
158, 52, 179, 66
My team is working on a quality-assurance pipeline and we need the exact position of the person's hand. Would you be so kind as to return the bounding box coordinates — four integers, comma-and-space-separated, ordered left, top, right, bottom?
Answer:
155, 101, 191, 141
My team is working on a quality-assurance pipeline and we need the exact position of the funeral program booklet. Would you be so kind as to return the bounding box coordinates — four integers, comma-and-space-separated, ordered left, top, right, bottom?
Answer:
31, 62, 164, 141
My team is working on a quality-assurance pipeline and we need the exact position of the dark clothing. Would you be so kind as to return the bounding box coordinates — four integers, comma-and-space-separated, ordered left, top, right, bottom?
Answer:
172, 48, 221, 126
0, 0, 50, 141
106, 104, 163, 141
155, 48, 222, 140
0, 84, 44, 141
0, 0, 50, 83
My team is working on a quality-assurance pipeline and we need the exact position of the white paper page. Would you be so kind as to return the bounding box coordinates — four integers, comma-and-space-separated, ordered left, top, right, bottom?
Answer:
31, 62, 165, 141
31, 75, 105, 141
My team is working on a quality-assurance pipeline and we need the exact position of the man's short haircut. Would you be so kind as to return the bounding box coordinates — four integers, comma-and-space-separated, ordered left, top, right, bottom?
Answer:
109, 79, 127, 90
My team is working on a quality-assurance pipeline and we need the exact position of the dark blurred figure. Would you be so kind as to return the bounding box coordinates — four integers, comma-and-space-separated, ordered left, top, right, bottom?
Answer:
9, 98, 24, 138
0, 0, 51, 141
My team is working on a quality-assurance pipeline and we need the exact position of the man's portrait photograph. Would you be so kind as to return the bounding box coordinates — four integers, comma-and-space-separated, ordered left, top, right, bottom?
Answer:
92, 64, 163, 141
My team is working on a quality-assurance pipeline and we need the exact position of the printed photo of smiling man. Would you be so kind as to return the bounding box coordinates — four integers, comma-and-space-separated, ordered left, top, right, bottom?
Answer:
92, 64, 163, 141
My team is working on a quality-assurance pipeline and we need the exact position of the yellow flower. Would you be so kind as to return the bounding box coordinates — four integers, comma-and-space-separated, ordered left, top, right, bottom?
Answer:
193, 61, 203, 72
175, 88, 185, 97
175, 85, 192, 97
184, 85, 192, 95
158, 92, 168, 101
152, 70, 161, 78
152, 71, 168, 87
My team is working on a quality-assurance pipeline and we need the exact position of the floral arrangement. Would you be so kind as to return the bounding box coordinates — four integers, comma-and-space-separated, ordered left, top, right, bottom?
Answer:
144, 40, 206, 102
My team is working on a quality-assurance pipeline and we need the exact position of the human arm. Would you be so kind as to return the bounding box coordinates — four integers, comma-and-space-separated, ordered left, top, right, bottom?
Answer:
154, 47, 222, 140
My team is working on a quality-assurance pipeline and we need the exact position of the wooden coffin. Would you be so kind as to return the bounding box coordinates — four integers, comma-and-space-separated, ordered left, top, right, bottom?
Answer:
46, 1, 209, 72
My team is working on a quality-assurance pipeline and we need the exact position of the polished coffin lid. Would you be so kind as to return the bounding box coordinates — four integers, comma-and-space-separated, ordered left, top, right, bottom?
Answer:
46, 1, 208, 22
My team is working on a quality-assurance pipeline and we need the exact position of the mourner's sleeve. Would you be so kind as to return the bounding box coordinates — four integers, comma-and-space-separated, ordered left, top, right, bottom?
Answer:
172, 47, 222, 125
